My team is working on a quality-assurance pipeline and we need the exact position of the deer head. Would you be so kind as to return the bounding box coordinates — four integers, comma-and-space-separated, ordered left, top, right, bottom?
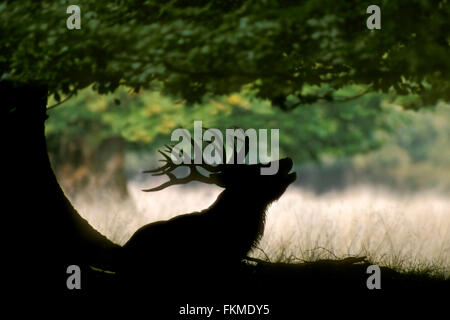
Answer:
143, 129, 296, 203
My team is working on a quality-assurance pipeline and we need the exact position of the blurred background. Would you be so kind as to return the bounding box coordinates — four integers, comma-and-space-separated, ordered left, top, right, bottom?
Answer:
45, 86, 450, 274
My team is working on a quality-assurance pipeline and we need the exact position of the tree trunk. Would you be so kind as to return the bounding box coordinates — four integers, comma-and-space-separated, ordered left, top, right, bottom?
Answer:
2, 81, 120, 295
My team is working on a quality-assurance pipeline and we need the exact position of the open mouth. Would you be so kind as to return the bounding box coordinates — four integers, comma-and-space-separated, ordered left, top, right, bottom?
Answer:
279, 158, 297, 183
287, 171, 297, 183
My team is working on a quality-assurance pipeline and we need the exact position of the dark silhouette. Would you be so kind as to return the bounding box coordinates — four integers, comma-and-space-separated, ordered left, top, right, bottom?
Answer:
2, 80, 120, 295
120, 133, 296, 292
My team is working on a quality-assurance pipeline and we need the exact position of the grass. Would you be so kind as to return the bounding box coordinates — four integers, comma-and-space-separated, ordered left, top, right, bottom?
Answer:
86, 252, 449, 316
75, 182, 449, 315
71, 180, 450, 278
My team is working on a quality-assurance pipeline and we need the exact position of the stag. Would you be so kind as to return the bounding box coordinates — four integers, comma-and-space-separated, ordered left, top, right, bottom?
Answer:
120, 131, 296, 285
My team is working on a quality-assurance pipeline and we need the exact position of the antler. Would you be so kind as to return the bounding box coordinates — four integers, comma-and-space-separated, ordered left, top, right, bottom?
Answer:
230, 127, 250, 165
142, 135, 223, 192
143, 127, 250, 192
205, 126, 249, 165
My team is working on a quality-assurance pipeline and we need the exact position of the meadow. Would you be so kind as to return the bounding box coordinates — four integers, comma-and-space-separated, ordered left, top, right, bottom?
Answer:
71, 180, 450, 277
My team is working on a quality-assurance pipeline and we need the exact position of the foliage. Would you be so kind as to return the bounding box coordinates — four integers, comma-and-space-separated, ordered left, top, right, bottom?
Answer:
294, 102, 450, 192
352, 102, 450, 190
46, 86, 391, 163
1, 0, 449, 109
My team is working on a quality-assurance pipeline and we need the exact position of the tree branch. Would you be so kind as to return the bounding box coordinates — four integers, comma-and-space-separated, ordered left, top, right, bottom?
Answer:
46, 93, 74, 110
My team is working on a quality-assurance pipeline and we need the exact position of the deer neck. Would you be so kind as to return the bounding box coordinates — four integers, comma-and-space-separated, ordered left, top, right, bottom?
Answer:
206, 189, 269, 221
204, 188, 270, 251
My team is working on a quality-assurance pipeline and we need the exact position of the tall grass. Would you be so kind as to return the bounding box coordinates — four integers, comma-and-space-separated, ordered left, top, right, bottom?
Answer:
71, 181, 450, 275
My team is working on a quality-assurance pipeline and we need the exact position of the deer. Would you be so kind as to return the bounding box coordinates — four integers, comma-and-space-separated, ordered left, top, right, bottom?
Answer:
119, 130, 296, 290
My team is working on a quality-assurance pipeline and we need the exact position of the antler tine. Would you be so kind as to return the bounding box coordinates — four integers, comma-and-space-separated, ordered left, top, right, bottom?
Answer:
235, 133, 249, 164
168, 135, 219, 172
204, 127, 227, 166
143, 163, 217, 192
169, 143, 195, 165
143, 132, 223, 191
142, 181, 176, 192
142, 149, 176, 174
142, 172, 179, 192
228, 127, 249, 165
183, 126, 223, 172
180, 129, 201, 165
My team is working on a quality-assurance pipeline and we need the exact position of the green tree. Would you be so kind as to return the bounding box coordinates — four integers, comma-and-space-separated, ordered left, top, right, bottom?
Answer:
46, 86, 389, 183
2, 1, 449, 105
1, 0, 448, 292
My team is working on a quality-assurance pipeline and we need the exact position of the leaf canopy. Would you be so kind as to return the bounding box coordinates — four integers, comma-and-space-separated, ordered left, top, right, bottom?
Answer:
1, 0, 449, 108
45, 86, 393, 163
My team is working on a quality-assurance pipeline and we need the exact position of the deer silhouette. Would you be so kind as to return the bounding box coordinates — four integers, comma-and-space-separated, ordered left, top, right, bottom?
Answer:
120, 131, 296, 287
